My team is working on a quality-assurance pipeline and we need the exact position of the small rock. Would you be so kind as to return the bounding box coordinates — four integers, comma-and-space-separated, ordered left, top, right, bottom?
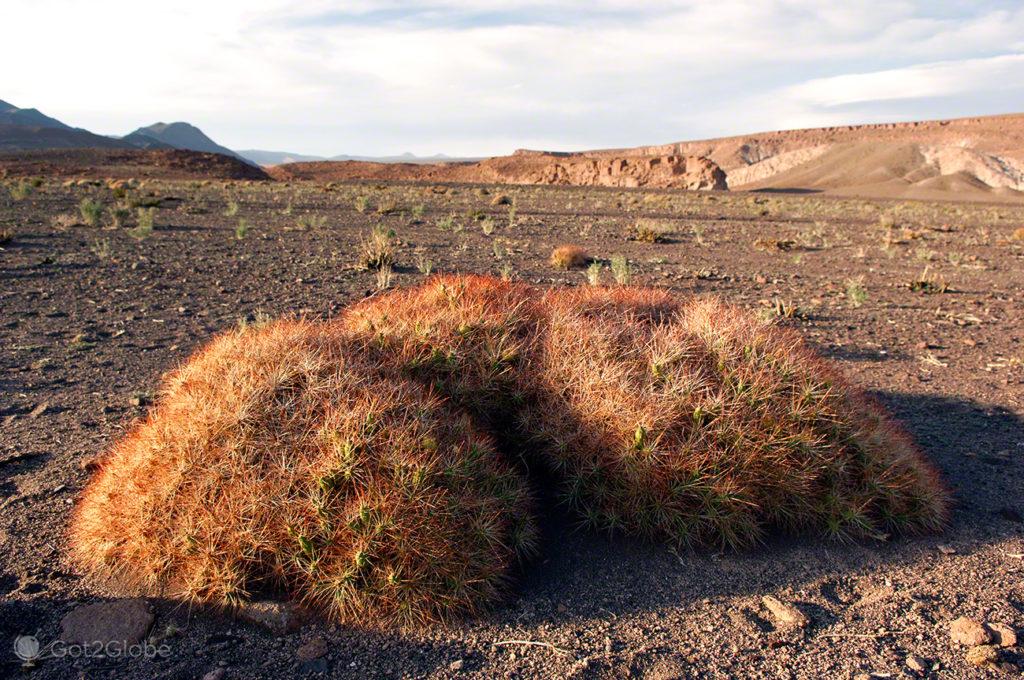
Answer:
949, 616, 992, 646
556, 602, 568, 614
965, 645, 999, 668
985, 622, 1018, 648
299, 658, 329, 674
936, 544, 956, 555
761, 595, 808, 628
28, 402, 49, 418
80, 456, 101, 472
202, 669, 226, 680
905, 654, 928, 672
236, 600, 303, 634
449, 659, 465, 671
60, 598, 154, 645
296, 636, 328, 662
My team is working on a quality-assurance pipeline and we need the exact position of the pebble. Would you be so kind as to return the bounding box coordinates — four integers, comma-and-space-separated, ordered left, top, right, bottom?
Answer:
949, 616, 991, 646
236, 600, 303, 634
449, 659, 465, 671
296, 636, 329, 662
985, 623, 1017, 648
905, 654, 927, 672
60, 598, 154, 646
201, 669, 226, 680
964, 645, 998, 668
761, 595, 808, 628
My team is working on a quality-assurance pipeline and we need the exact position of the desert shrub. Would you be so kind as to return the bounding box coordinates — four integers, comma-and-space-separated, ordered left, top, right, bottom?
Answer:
129, 208, 155, 240
8, 180, 33, 200
436, 214, 455, 232
845, 277, 867, 307
79, 198, 104, 227
549, 245, 589, 270
296, 214, 327, 230
361, 224, 396, 270
610, 254, 632, 284
343, 277, 948, 548
235, 218, 250, 240
633, 218, 674, 243
376, 197, 400, 215
71, 321, 536, 627
342, 276, 541, 426
74, 277, 949, 627
522, 286, 948, 547
0, 228, 13, 245
586, 261, 603, 285
491, 194, 511, 206
109, 203, 133, 228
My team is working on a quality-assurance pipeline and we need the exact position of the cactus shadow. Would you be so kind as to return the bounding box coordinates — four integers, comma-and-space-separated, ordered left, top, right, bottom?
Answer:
504, 390, 1024, 626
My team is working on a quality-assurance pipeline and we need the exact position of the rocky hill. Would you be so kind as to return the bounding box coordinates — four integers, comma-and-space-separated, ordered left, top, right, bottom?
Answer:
0, 148, 270, 181
591, 113, 1024, 201
270, 152, 727, 190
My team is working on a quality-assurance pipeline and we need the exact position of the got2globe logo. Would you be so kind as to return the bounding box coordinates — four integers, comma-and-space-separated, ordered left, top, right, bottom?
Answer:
11, 633, 171, 666
13, 635, 41, 666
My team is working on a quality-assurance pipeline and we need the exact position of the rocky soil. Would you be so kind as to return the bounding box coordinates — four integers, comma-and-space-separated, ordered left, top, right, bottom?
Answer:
1, 177, 1022, 678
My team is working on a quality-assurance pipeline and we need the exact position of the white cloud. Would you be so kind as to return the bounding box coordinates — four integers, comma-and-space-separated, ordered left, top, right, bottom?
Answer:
2, 1, 1023, 155
787, 54, 1024, 108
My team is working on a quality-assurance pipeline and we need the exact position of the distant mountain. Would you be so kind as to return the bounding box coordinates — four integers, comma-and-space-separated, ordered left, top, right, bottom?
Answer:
0, 99, 71, 130
0, 124, 138, 151
237, 149, 481, 167
127, 122, 249, 162
236, 149, 327, 166
328, 152, 481, 164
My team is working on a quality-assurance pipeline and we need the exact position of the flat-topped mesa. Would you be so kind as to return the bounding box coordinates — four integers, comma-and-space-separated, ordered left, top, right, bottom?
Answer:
524, 154, 727, 190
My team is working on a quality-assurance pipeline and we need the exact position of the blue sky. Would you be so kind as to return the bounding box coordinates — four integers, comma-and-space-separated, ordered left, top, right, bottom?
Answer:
4, 1, 1024, 156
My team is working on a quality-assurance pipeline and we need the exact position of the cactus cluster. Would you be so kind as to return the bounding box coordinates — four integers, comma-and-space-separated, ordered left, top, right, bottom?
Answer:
72, 276, 949, 627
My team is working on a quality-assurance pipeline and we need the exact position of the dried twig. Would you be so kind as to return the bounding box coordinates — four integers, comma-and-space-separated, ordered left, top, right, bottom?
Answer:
819, 630, 910, 639
493, 640, 571, 655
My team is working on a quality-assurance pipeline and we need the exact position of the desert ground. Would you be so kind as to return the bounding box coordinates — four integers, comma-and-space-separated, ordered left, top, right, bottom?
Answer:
1, 173, 1023, 679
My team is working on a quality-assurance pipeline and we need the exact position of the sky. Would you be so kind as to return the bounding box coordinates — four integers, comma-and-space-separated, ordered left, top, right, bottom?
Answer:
3, 1, 1024, 157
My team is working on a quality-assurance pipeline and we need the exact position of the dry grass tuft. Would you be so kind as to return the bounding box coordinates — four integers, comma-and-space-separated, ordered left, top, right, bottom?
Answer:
361, 224, 397, 270
633, 218, 675, 243
72, 276, 949, 627
550, 245, 589, 270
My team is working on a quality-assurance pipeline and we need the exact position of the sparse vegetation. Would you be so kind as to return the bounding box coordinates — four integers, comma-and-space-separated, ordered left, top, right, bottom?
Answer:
585, 261, 602, 285
8, 180, 34, 200
845, 277, 868, 307
296, 213, 327, 230
633, 218, 674, 243
128, 208, 155, 240
908, 267, 949, 294
549, 245, 588, 270
235, 218, 250, 240
414, 252, 434, 276
361, 224, 397, 270
436, 214, 455, 231
79, 198, 104, 227
610, 253, 632, 284
90, 237, 112, 260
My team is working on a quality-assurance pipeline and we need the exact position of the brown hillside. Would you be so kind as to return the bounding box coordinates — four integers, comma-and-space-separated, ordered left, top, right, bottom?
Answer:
269, 153, 726, 191
0, 148, 270, 181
